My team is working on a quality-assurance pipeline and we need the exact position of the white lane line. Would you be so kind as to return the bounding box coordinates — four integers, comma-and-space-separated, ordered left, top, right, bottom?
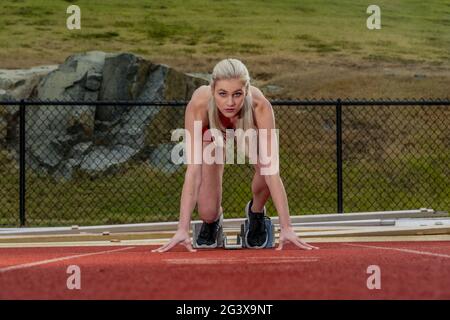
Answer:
163, 256, 319, 265
0, 246, 135, 273
344, 243, 450, 259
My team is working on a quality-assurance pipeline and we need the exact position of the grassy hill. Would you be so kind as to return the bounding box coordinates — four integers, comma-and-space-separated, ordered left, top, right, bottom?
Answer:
0, 0, 449, 97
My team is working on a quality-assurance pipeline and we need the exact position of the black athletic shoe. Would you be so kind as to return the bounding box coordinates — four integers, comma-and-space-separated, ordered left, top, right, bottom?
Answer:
245, 200, 268, 248
196, 216, 222, 248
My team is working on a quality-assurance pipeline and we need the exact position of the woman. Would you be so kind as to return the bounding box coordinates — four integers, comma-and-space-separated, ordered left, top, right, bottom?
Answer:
153, 58, 319, 252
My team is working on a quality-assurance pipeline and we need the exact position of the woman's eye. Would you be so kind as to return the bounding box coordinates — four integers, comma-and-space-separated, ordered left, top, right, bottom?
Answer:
234, 93, 242, 97
219, 92, 226, 96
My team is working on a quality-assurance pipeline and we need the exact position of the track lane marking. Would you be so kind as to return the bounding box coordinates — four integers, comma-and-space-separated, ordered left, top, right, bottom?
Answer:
0, 246, 135, 273
343, 243, 450, 259
163, 256, 319, 265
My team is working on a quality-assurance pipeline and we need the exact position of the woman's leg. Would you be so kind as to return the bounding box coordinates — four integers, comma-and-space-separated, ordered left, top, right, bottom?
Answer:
251, 163, 271, 212
197, 142, 225, 223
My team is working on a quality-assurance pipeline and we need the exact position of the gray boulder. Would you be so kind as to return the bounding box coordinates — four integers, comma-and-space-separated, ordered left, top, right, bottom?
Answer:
0, 65, 58, 152
0, 51, 208, 179
0, 65, 58, 100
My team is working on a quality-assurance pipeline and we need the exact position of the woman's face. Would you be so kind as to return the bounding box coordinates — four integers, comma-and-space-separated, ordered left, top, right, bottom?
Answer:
213, 78, 247, 118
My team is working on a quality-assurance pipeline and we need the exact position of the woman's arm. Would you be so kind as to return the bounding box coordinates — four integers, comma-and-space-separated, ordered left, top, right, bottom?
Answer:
177, 164, 202, 231
177, 96, 205, 231
252, 87, 319, 250
153, 89, 206, 252
252, 91, 291, 228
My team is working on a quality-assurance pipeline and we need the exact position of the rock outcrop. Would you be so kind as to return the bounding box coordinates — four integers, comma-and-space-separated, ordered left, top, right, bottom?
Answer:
0, 51, 208, 179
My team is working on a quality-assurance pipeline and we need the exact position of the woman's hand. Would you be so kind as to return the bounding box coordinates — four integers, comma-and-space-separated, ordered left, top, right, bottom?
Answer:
152, 229, 196, 253
276, 226, 319, 250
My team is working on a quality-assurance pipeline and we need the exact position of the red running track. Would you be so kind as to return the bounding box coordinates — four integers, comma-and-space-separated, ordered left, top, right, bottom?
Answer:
1, 241, 450, 300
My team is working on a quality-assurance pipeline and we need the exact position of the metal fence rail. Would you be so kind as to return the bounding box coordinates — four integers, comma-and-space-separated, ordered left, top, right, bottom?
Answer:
0, 98, 449, 227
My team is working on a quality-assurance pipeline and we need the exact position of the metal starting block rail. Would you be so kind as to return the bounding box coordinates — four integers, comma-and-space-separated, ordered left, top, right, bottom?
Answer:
192, 218, 276, 250
223, 234, 243, 249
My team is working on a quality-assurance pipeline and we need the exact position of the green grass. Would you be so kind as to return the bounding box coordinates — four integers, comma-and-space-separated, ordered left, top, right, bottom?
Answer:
0, 0, 449, 63
1, 148, 448, 227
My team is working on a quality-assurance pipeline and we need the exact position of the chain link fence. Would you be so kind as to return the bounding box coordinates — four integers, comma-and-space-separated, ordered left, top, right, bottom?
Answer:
0, 99, 449, 227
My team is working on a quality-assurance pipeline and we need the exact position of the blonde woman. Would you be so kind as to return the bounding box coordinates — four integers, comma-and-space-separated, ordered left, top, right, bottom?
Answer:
153, 58, 319, 252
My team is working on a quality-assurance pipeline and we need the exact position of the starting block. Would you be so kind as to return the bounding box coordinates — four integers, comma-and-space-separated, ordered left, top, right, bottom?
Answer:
192, 217, 276, 249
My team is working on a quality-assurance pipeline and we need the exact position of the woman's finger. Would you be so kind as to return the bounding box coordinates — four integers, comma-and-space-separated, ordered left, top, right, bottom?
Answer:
293, 238, 313, 250
276, 238, 285, 250
299, 240, 319, 250
182, 239, 197, 252
306, 243, 320, 250
151, 242, 170, 252
153, 239, 178, 253
284, 236, 312, 250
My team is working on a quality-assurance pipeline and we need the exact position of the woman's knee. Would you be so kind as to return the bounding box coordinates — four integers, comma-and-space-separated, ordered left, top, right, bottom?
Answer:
198, 203, 222, 223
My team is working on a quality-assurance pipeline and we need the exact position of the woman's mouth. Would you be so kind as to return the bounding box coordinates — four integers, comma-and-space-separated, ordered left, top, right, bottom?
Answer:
224, 108, 235, 113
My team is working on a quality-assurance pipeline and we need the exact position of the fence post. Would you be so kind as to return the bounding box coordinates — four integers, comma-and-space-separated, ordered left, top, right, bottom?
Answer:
336, 98, 343, 213
19, 99, 26, 227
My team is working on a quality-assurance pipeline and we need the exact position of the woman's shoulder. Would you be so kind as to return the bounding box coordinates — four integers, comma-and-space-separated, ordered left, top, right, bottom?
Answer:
192, 85, 212, 102
249, 85, 271, 111
186, 85, 211, 114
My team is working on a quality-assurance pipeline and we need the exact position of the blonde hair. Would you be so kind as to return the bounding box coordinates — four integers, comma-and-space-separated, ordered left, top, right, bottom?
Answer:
208, 58, 255, 133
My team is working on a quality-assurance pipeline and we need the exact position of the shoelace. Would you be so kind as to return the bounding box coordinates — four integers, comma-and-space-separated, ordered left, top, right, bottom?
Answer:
249, 213, 265, 233
199, 221, 216, 239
